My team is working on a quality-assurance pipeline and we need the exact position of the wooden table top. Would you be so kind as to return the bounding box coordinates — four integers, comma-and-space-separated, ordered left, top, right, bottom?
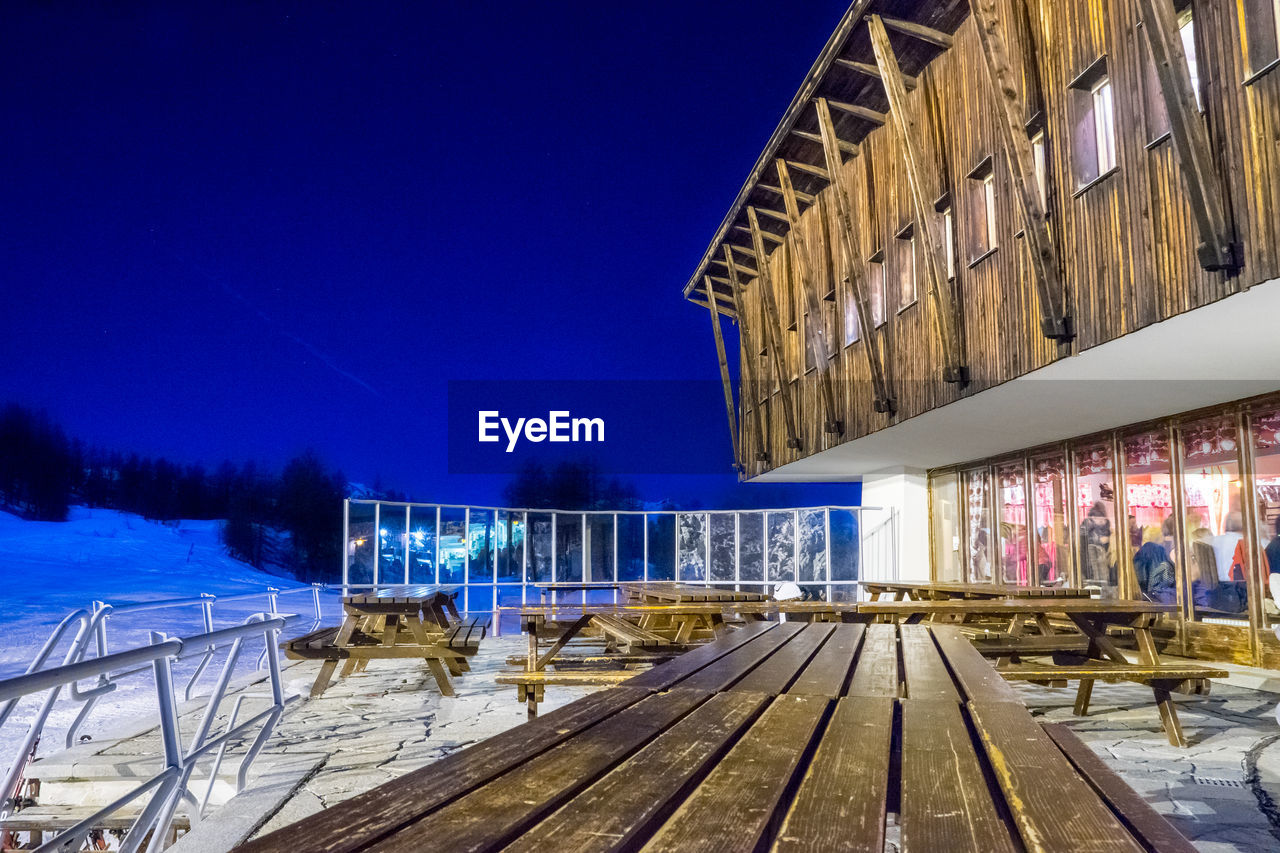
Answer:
242, 621, 1190, 853
628, 583, 771, 603
864, 580, 1094, 598
860, 598, 1176, 616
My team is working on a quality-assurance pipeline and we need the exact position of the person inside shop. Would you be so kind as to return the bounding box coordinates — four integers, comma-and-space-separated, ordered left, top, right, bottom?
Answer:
1133, 527, 1176, 604
1268, 517, 1280, 609
1079, 502, 1116, 588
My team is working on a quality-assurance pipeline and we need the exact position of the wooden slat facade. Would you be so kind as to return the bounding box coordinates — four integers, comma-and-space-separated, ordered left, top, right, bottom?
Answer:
690, 0, 1279, 478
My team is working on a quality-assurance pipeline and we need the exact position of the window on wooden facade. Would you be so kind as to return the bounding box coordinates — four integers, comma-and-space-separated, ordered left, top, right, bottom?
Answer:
896, 227, 916, 309
1070, 59, 1116, 188
868, 253, 886, 327
942, 206, 955, 280
1242, 0, 1280, 77
1031, 130, 1047, 208
1143, 7, 1202, 142
842, 290, 859, 346
967, 158, 998, 260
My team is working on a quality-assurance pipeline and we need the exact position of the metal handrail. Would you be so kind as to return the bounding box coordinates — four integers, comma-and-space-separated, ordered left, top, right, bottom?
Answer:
1, 614, 292, 853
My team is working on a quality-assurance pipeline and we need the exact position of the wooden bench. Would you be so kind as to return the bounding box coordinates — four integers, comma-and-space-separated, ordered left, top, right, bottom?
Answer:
443, 615, 488, 652
241, 621, 1199, 853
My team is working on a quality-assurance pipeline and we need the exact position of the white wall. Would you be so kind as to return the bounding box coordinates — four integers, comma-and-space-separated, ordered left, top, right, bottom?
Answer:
860, 466, 930, 582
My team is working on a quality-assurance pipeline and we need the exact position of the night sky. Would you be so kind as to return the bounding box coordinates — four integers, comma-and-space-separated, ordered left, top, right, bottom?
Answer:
1, 1, 861, 508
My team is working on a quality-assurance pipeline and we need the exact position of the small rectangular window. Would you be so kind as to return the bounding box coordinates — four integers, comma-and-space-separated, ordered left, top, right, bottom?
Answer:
943, 207, 955, 280
842, 290, 859, 345
868, 253, 886, 327
1031, 131, 1047, 207
897, 230, 917, 309
966, 158, 998, 260
983, 175, 997, 248
1179, 10, 1202, 109
1092, 79, 1116, 174
1144, 8, 1202, 141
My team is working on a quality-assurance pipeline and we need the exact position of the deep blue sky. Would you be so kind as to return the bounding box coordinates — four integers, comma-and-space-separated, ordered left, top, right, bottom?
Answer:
1, 1, 860, 508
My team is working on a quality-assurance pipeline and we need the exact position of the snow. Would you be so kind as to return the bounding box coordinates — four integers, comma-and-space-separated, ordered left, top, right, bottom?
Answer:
0, 507, 344, 777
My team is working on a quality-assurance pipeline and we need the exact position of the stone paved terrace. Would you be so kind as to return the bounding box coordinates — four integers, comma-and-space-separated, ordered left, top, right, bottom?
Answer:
24, 635, 1280, 851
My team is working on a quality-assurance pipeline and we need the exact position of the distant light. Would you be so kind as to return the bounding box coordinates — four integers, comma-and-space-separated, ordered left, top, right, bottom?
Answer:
379, 528, 388, 536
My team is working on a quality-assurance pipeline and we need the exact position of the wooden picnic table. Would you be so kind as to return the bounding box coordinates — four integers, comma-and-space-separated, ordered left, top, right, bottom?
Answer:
243, 620, 1196, 853
863, 580, 1094, 600
862, 598, 1225, 746
624, 582, 771, 603
284, 586, 487, 698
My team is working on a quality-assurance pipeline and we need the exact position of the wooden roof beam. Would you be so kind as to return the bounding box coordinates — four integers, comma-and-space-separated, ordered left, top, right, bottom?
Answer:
833, 57, 917, 90
868, 14, 967, 385
776, 159, 842, 436
783, 159, 830, 181
710, 257, 761, 279
721, 248, 770, 464
824, 99, 887, 126
789, 127, 859, 156
751, 205, 794, 226
747, 207, 802, 449
971, 0, 1072, 341
873, 14, 953, 49
733, 224, 784, 244
757, 182, 817, 205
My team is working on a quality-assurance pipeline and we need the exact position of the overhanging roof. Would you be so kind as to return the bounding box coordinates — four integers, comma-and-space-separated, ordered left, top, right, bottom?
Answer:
682, 0, 971, 316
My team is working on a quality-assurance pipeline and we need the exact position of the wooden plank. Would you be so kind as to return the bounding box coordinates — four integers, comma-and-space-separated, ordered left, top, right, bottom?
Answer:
1137, 0, 1238, 272
867, 14, 967, 384
968, 701, 1144, 852
777, 158, 842, 435
506, 691, 771, 853
861, 599, 1175, 617
875, 14, 953, 49
676, 621, 807, 692
734, 622, 835, 694
773, 696, 892, 852
374, 689, 713, 853
834, 56, 917, 90
930, 625, 1022, 703
824, 98, 887, 126
624, 620, 779, 691
706, 288, 741, 470
815, 96, 896, 414
789, 623, 864, 697
644, 694, 828, 852
900, 624, 960, 701
899, 698, 1017, 852
846, 622, 899, 698
970, 0, 1071, 341
748, 206, 802, 449
236, 686, 655, 853
788, 127, 859, 155
1042, 723, 1198, 853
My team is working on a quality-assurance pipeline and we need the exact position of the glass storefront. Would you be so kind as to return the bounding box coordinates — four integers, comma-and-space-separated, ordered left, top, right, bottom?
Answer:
1074, 441, 1119, 598
928, 393, 1280, 665
1030, 454, 1071, 587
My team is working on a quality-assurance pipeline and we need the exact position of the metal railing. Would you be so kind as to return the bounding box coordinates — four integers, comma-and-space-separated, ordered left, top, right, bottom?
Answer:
0, 614, 293, 853
344, 500, 896, 611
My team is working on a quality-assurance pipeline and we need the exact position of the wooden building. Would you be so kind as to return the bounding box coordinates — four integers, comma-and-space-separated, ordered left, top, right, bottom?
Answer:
685, 0, 1280, 665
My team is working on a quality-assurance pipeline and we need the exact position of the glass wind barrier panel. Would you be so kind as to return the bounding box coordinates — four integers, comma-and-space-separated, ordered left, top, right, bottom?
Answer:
438, 508, 467, 585
766, 512, 796, 584
739, 513, 764, 585
1031, 455, 1070, 587
709, 514, 736, 582
677, 513, 708, 581
378, 504, 407, 585
527, 513, 552, 584
346, 501, 376, 585
1251, 408, 1280, 632
1075, 442, 1119, 598
647, 515, 676, 581
1181, 417, 1247, 623
343, 502, 880, 614
829, 509, 859, 600
556, 514, 584, 583
798, 510, 826, 585
1123, 431, 1176, 604
408, 505, 437, 583
585, 514, 615, 586
616, 514, 645, 582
